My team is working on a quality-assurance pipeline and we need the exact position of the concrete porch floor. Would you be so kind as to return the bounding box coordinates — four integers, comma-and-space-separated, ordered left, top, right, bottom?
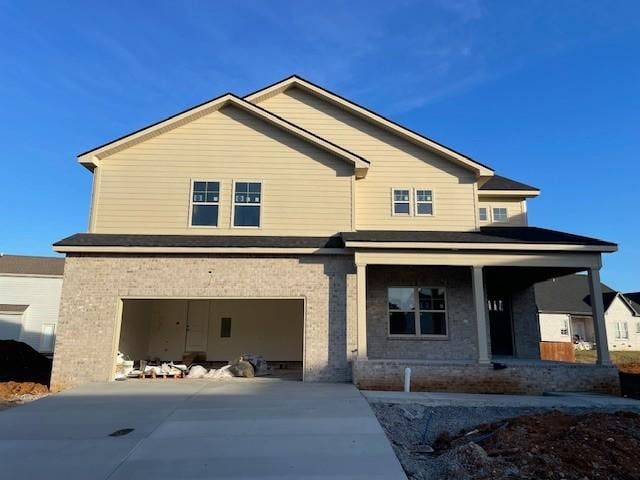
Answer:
0, 378, 406, 479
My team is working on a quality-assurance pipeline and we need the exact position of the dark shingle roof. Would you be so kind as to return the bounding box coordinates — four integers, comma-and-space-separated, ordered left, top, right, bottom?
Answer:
623, 292, 640, 315
479, 175, 539, 191
535, 274, 617, 314
0, 255, 64, 276
342, 226, 616, 247
55, 227, 616, 250
54, 233, 344, 249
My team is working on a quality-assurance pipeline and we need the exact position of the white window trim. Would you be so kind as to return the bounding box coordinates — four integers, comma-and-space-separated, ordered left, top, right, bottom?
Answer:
478, 207, 489, 223
492, 207, 509, 223
414, 189, 435, 217
616, 321, 629, 339
387, 286, 448, 338
231, 179, 263, 229
188, 179, 220, 228
560, 319, 569, 336
391, 188, 412, 216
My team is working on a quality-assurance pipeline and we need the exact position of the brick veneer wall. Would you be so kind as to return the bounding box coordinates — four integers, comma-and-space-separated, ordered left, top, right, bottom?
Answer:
51, 253, 356, 391
353, 359, 620, 395
366, 265, 479, 361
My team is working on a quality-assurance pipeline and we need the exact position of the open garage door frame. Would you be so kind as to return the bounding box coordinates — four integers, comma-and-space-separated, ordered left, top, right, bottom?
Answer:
111, 296, 307, 381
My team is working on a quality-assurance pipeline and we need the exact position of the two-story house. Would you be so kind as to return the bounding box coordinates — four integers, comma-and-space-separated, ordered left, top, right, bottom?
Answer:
51, 75, 619, 394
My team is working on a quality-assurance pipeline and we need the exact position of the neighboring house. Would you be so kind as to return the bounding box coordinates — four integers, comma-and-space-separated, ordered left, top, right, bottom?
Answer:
50, 75, 620, 394
536, 274, 640, 351
0, 254, 64, 354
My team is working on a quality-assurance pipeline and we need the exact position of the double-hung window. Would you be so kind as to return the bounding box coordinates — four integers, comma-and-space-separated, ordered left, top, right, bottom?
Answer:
560, 319, 569, 336
191, 181, 220, 227
233, 181, 262, 227
493, 207, 508, 222
415, 189, 434, 215
388, 287, 447, 336
392, 189, 411, 215
615, 322, 629, 339
478, 207, 488, 222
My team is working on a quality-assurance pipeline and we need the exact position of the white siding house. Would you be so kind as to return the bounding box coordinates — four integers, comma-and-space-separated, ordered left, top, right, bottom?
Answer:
536, 274, 640, 351
0, 255, 64, 353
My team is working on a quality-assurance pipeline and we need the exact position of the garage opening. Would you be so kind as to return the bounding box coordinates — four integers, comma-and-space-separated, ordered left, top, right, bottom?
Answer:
117, 298, 304, 380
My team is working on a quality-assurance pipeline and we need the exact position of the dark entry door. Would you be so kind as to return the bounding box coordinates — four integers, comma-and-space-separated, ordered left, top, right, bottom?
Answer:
487, 292, 514, 356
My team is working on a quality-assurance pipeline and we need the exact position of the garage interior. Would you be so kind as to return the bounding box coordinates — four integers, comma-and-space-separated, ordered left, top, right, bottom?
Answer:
117, 298, 304, 379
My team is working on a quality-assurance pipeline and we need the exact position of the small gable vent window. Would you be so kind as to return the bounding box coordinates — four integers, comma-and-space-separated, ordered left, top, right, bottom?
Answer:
415, 190, 434, 216
392, 189, 411, 215
492, 207, 508, 223
233, 181, 262, 227
191, 181, 220, 227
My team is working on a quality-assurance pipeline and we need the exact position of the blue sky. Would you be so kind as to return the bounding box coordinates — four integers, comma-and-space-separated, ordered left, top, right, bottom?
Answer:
1, 1, 638, 290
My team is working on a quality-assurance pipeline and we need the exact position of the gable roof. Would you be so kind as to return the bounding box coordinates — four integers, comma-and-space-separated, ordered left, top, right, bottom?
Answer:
245, 75, 494, 177
623, 292, 640, 315
535, 274, 619, 315
479, 175, 539, 193
77, 93, 369, 176
0, 254, 64, 276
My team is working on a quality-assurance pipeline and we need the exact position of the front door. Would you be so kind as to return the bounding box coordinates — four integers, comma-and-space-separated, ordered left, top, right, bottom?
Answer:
487, 292, 514, 356
185, 300, 209, 352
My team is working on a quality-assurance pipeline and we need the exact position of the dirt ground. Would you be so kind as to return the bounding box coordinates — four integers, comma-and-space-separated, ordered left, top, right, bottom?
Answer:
373, 403, 640, 480
436, 410, 640, 480
0, 340, 52, 410
0, 381, 48, 410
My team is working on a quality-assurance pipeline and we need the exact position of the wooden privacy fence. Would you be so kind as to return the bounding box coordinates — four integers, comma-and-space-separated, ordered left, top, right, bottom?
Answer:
539, 341, 576, 362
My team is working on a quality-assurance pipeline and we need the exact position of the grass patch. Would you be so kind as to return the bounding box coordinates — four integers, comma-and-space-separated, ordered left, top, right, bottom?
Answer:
575, 350, 640, 366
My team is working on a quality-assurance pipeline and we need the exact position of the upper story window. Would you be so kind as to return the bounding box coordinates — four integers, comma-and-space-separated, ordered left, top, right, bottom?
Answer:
191, 181, 219, 227
492, 207, 508, 222
392, 188, 434, 216
233, 181, 262, 227
415, 190, 434, 216
392, 189, 411, 215
388, 287, 447, 336
478, 207, 488, 222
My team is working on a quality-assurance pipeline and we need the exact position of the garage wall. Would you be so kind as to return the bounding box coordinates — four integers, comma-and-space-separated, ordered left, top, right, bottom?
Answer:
51, 254, 356, 391
118, 299, 151, 360
119, 298, 304, 363
147, 300, 189, 360
206, 299, 303, 362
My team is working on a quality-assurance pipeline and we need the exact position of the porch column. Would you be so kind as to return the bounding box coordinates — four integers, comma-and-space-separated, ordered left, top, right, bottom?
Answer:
472, 266, 490, 364
588, 267, 611, 365
356, 262, 367, 359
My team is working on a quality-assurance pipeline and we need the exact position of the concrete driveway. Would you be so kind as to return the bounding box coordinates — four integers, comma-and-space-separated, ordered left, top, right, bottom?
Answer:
0, 378, 406, 479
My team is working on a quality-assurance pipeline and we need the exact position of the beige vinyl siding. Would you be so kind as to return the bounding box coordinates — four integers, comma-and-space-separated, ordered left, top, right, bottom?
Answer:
258, 88, 478, 231
93, 105, 353, 235
478, 197, 527, 226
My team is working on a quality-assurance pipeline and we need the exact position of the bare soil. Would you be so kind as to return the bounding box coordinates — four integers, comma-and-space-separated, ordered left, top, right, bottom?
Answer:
435, 410, 640, 480
373, 403, 640, 480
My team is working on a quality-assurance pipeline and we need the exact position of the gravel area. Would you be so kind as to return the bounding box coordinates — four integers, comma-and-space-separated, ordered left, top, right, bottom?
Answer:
371, 402, 640, 480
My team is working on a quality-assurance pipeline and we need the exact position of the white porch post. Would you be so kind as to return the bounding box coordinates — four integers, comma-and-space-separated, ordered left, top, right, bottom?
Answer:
356, 262, 368, 359
588, 267, 611, 365
472, 266, 490, 364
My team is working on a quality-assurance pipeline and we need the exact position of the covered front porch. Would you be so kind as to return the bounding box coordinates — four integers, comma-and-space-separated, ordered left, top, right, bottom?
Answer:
350, 245, 619, 394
